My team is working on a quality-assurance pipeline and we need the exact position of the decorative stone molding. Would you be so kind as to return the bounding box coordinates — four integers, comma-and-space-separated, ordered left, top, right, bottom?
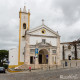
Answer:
56, 37, 61, 65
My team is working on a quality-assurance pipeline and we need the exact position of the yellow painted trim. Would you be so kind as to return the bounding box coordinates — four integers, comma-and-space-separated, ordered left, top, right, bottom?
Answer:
54, 62, 56, 64
18, 12, 21, 64
18, 62, 24, 65
8, 69, 22, 73
8, 65, 19, 68
41, 29, 46, 34
9, 62, 24, 68
28, 12, 30, 30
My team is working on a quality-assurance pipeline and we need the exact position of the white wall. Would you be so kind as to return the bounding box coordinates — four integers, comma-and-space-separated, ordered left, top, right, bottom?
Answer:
20, 38, 25, 62
9, 48, 18, 65
20, 13, 28, 62
77, 49, 80, 59
30, 36, 57, 46
30, 28, 56, 36
65, 50, 71, 59
60, 44, 63, 60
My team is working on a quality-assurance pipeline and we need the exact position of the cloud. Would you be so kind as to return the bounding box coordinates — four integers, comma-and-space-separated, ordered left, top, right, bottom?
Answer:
0, 0, 21, 50
0, 0, 80, 49
54, 0, 80, 26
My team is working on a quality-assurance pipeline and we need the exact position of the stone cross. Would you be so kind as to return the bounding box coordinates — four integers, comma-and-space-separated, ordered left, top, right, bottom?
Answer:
42, 19, 44, 25
24, 0, 26, 6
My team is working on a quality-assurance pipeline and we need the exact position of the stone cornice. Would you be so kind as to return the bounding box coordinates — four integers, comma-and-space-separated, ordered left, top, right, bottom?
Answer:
30, 45, 57, 49
26, 25, 60, 37
19, 12, 28, 14
28, 34, 57, 38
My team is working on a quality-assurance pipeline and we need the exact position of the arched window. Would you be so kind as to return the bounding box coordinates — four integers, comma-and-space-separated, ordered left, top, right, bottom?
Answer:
23, 23, 26, 29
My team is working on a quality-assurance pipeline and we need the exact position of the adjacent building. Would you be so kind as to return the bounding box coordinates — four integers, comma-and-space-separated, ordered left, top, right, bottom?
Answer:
60, 40, 80, 60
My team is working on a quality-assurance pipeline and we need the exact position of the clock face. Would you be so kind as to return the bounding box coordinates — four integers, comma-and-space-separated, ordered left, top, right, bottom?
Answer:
41, 29, 46, 34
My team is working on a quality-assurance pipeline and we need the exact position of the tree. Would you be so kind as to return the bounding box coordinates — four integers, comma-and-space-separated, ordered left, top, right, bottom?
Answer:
0, 50, 9, 67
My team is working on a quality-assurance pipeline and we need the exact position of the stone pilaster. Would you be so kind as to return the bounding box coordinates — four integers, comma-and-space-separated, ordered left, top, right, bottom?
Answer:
24, 34, 30, 65
35, 45, 39, 65
35, 58, 38, 65
48, 48, 52, 65
57, 37, 61, 65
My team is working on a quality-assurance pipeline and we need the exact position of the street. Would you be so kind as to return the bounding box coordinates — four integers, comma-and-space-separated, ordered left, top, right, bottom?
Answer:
0, 68, 80, 80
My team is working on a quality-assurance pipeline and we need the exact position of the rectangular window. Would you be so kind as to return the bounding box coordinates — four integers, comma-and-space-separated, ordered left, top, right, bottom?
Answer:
42, 39, 46, 44
30, 56, 34, 64
30, 49, 35, 53
52, 50, 56, 54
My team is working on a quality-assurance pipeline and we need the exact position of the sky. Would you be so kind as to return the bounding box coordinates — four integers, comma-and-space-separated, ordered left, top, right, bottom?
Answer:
0, 0, 80, 50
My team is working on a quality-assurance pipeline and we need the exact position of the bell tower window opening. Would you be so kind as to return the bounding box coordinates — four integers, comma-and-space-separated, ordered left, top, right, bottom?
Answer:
23, 23, 26, 29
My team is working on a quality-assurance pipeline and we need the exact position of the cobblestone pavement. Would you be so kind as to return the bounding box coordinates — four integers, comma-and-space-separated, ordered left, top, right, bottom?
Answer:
0, 68, 80, 80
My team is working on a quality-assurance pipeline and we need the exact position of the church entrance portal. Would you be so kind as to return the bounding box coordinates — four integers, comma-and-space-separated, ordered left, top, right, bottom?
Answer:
39, 54, 42, 64
38, 49, 48, 64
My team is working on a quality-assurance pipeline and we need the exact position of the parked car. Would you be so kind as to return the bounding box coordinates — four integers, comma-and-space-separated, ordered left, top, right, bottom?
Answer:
0, 67, 5, 73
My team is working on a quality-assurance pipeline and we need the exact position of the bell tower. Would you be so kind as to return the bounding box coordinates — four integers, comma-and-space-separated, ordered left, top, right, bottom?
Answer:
18, 6, 30, 65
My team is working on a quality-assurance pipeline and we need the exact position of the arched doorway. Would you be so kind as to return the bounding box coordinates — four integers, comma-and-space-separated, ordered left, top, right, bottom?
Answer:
38, 49, 48, 64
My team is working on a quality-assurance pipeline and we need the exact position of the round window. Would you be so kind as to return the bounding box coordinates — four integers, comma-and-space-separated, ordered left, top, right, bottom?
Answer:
41, 29, 46, 34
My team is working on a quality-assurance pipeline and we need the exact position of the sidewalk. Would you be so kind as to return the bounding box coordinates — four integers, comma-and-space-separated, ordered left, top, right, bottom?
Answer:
8, 66, 79, 74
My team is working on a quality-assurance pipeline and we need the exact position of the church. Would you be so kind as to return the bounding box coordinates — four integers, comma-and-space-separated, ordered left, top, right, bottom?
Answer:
9, 6, 61, 69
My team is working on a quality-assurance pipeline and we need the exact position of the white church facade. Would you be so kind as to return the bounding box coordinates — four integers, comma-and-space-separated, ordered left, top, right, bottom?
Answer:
9, 6, 61, 69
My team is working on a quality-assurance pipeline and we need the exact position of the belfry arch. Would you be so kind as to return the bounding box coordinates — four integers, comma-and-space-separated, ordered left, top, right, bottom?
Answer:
38, 49, 48, 64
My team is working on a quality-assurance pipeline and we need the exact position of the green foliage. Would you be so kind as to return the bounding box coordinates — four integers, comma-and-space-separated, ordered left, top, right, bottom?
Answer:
3, 64, 8, 69
0, 50, 9, 67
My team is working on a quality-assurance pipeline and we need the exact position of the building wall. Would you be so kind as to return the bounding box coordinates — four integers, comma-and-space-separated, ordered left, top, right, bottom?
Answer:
30, 36, 57, 46
65, 50, 71, 60
9, 48, 18, 65
19, 12, 28, 62
60, 44, 80, 60
60, 44, 63, 60
20, 37, 25, 62
30, 28, 57, 36
77, 49, 80, 59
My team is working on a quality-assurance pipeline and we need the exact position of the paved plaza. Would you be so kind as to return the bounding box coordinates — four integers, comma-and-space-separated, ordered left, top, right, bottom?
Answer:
0, 68, 80, 80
